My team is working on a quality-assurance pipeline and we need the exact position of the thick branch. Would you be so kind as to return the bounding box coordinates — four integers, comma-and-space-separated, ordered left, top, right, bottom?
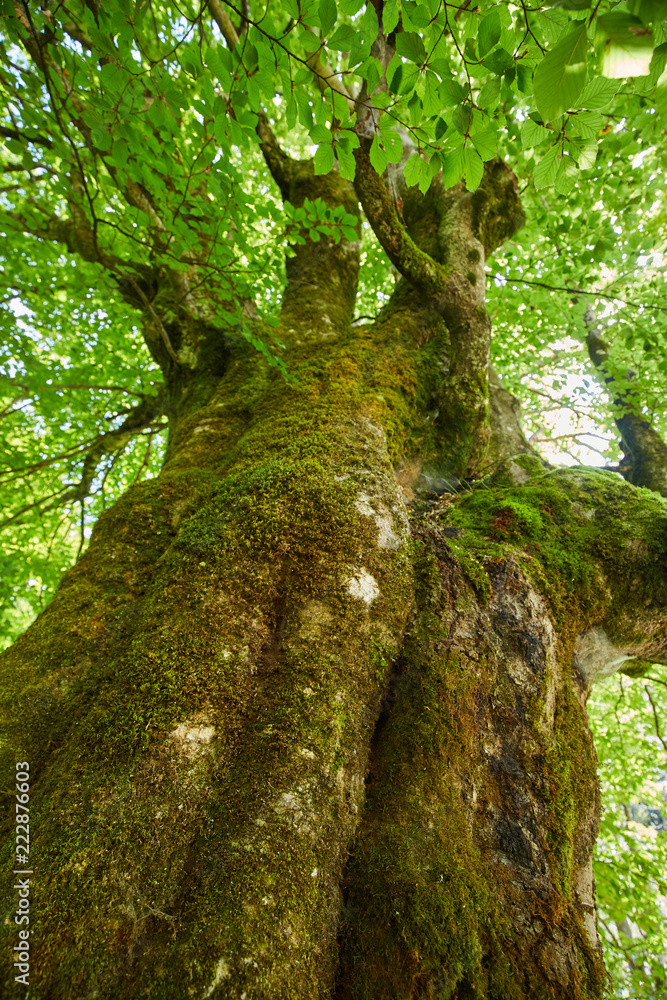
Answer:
256, 114, 293, 199
208, 0, 240, 47
471, 159, 526, 256
353, 136, 447, 302
3, 208, 126, 272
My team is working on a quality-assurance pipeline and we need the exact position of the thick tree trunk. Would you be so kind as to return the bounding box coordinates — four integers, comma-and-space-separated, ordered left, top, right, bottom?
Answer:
1, 161, 667, 1000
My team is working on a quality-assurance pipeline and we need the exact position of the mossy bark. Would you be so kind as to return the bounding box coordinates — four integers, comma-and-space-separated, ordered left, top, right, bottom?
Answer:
1, 160, 667, 1000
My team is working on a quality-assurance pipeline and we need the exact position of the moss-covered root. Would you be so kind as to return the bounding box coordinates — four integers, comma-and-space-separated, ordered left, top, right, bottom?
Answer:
336, 465, 667, 1000
336, 553, 605, 999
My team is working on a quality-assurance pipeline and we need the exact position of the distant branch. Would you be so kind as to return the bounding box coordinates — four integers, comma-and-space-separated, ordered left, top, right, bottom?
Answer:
0, 393, 167, 532
488, 273, 667, 314
0, 485, 75, 531
644, 686, 667, 753
0, 124, 53, 149
208, 0, 295, 195
584, 306, 667, 497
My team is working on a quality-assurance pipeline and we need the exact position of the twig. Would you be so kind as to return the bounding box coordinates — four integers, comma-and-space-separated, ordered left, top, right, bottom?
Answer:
644, 686, 667, 754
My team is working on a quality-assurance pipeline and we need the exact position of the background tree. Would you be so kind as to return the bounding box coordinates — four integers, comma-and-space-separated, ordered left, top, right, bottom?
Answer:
1, 0, 667, 997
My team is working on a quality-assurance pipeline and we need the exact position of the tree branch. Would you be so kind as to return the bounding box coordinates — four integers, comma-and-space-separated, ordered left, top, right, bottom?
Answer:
208, 0, 240, 47
0, 124, 53, 149
60, 389, 166, 505
352, 136, 447, 301
256, 114, 294, 199
208, 0, 295, 194
487, 273, 667, 314
2, 206, 124, 270
584, 306, 667, 497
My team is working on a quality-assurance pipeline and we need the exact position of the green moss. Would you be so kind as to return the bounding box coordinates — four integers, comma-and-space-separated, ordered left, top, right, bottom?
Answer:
0, 311, 426, 998
440, 466, 667, 625
335, 468, 642, 999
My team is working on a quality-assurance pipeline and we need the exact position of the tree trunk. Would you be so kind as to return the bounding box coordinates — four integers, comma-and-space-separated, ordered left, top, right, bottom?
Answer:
2, 160, 667, 1000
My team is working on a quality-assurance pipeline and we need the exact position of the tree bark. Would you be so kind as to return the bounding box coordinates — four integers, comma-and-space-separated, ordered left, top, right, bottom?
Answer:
2, 158, 667, 1000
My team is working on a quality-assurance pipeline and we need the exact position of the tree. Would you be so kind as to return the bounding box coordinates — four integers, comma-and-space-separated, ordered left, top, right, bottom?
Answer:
1, 0, 667, 996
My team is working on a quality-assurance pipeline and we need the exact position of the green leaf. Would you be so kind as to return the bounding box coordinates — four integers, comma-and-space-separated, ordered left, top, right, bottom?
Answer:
578, 75, 618, 108
419, 152, 441, 193
465, 147, 484, 190
328, 24, 357, 51
484, 48, 514, 75
336, 142, 356, 181
403, 152, 424, 187
361, 4, 379, 39
471, 129, 498, 160
300, 27, 322, 52
314, 143, 335, 174
597, 14, 654, 78
310, 123, 331, 144
92, 127, 113, 151
633, 0, 664, 24
554, 153, 579, 194
318, 0, 337, 35
338, 0, 364, 13
314, 97, 329, 126
516, 63, 532, 94
533, 143, 560, 189
570, 135, 597, 168
379, 124, 404, 163
390, 59, 420, 96
338, 129, 360, 150
453, 104, 472, 135
333, 89, 350, 124
402, 2, 431, 30
99, 62, 129, 94
521, 119, 552, 149
383, 0, 400, 34
477, 76, 501, 110
533, 21, 588, 121
295, 90, 313, 128
360, 56, 382, 96
395, 32, 427, 64
441, 146, 465, 188
110, 138, 129, 166
370, 135, 389, 174
570, 109, 603, 138
423, 71, 442, 117
478, 10, 501, 57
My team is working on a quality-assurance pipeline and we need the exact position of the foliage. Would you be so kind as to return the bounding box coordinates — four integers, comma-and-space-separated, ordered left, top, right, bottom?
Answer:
588, 674, 667, 999
1, 1, 667, 992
